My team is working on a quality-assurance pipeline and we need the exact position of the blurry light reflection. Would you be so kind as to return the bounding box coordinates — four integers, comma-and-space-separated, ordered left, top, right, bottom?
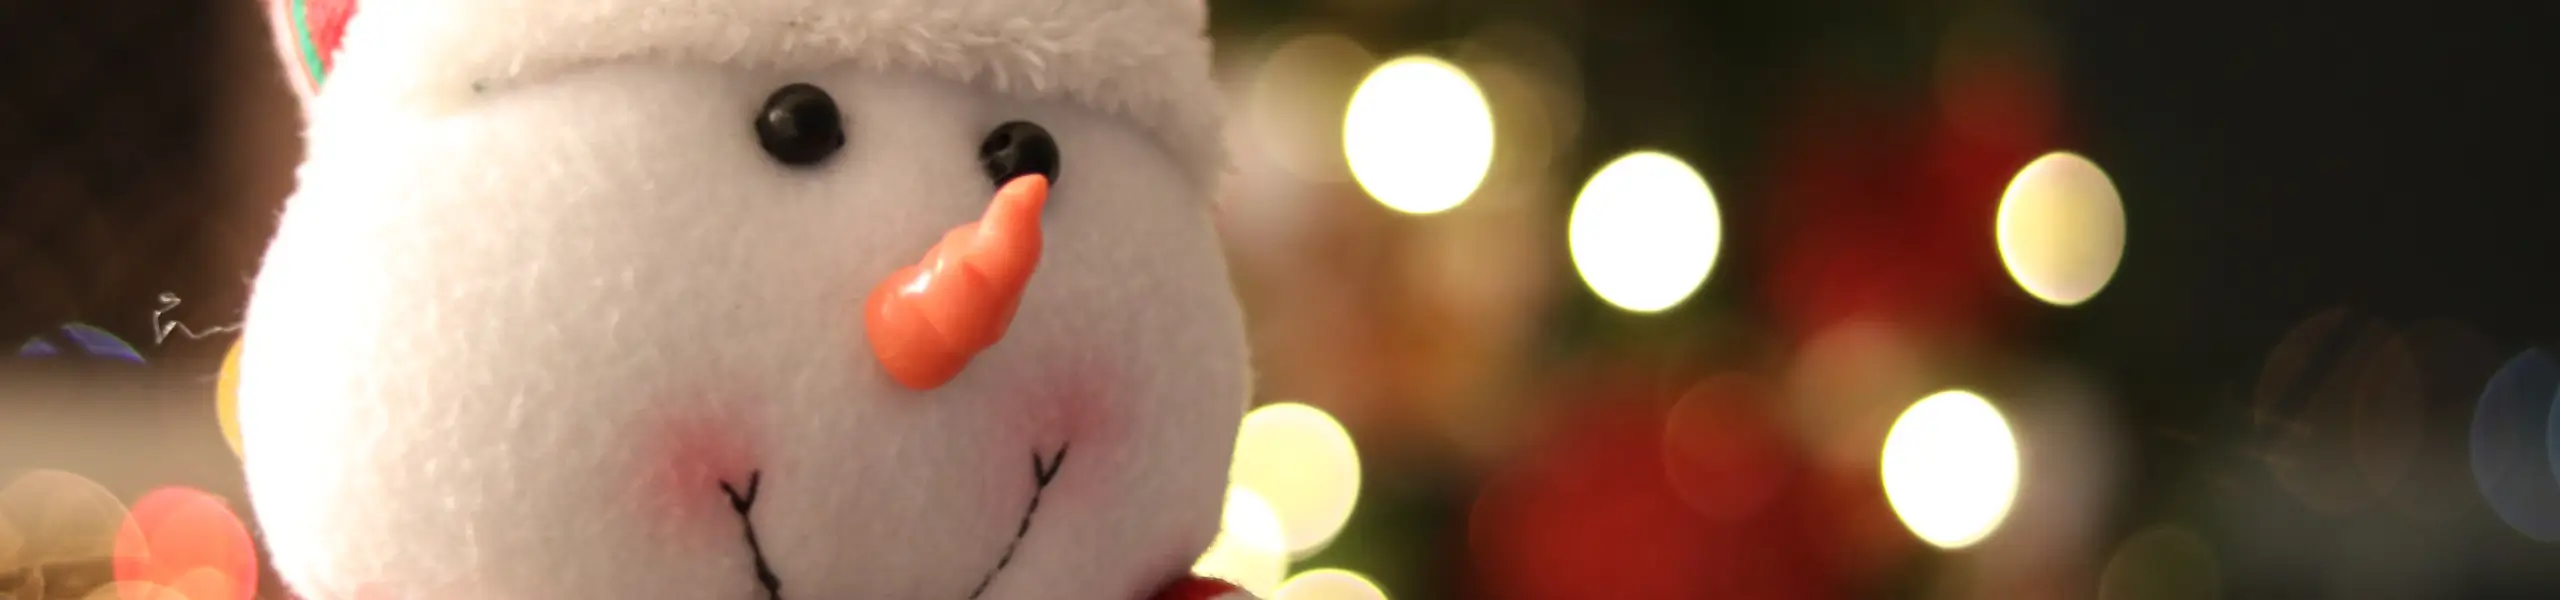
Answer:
159, 567, 235, 600
2472, 348, 2560, 541
216, 338, 245, 458
1193, 487, 1288, 597
1785, 320, 1931, 467
2250, 308, 2396, 515
1455, 21, 1583, 180
111, 487, 255, 600
1231, 403, 1363, 557
17, 324, 146, 364
1466, 406, 1718, 598
1569, 151, 1723, 314
1343, 56, 1495, 215
1459, 21, 1581, 154
2387, 319, 2497, 521
1880, 390, 2020, 549
1275, 568, 1389, 600
1973, 369, 2122, 591
1995, 152, 2125, 307
1661, 376, 1791, 522
2096, 525, 2220, 600
1246, 32, 1375, 184
84, 581, 186, 600
0, 470, 129, 569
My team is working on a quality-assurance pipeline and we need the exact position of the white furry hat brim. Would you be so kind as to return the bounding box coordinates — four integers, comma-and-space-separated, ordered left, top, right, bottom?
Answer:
331, 0, 1225, 184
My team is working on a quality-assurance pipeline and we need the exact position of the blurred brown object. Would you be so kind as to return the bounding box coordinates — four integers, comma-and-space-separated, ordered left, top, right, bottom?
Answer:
1225, 177, 1561, 459
0, 0, 292, 361
0, 367, 252, 600
0, 555, 116, 600
0, 470, 127, 578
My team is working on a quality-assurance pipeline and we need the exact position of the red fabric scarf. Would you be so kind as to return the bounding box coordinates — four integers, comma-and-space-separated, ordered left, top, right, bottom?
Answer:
1153, 576, 1251, 600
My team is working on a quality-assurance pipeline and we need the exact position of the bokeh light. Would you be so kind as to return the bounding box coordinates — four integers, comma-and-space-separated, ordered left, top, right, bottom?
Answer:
2250, 308, 2422, 516
160, 568, 234, 600
1785, 320, 1932, 466
1996, 152, 2125, 306
1455, 21, 1584, 180
2471, 348, 2560, 541
1568, 151, 1723, 314
2096, 524, 2220, 600
1245, 32, 1376, 183
83, 581, 188, 600
1342, 55, 1496, 215
1969, 368, 2124, 592
2388, 319, 2498, 521
1192, 487, 1288, 597
1466, 406, 1722, 598
1880, 390, 2021, 549
215, 338, 244, 458
1231, 402, 1363, 557
0, 470, 129, 570
17, 324, 145, 363
1, 471, 128, 558
1275, 568, 1389, 600
112, 487, 255, 600
1662, 376, 1791, 522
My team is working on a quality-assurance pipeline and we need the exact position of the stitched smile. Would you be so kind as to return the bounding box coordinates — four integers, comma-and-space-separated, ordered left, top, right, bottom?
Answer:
721, 473, 784, 600
718, 445, 1069, 600
971, 445, 1069, 599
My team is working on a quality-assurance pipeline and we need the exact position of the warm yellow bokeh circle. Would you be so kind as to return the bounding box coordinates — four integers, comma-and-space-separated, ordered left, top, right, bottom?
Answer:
216, 337, 245, 457
1192, 486, 1289, 597
1229, 402, 1363, 557
1996, 152, 2126, 306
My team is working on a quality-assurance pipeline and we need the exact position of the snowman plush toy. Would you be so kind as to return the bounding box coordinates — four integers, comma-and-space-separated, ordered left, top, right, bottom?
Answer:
236, 0, 1257, 598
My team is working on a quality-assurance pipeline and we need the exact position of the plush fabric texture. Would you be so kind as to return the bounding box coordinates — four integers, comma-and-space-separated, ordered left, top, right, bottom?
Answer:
312, 0, 1225, 183
238, 2, 1253, 599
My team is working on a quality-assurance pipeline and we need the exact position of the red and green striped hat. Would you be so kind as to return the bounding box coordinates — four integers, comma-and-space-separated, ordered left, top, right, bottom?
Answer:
267, 0, 358, 99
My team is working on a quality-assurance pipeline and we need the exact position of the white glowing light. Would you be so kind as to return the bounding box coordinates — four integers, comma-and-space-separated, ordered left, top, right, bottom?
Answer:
1230, 402, 1363, 557
1997, 152, 2125, 306
1276, 568, 1390, 600
1193, 487, 1289, 597
1568, 151, 1723, 313
1342, 56, 1496, 215
1880, 390, 2022, 549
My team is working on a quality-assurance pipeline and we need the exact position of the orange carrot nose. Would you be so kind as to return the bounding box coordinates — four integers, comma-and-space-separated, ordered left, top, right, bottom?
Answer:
865, 176, 1051, 390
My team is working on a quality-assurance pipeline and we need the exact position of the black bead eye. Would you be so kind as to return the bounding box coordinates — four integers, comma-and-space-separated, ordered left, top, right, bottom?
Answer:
979, 121, 1061, 187
756, 83, 845, 167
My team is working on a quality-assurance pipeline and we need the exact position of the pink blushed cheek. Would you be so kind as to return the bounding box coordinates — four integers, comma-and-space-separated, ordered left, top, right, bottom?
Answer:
1025, 365, 1125, 449
640, 406, 762, 527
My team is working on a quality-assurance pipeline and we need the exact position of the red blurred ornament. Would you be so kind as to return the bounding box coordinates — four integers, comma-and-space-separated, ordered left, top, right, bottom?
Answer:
113, 487, 258, 600
1470, 405, 1718, 600
1663, 375, 1795, 523
1760, 65, 2059, 346
1469, 373, 1913, 600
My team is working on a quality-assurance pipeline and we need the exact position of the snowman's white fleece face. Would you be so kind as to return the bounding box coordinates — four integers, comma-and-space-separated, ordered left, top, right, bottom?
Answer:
237, 63, 1249, 600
